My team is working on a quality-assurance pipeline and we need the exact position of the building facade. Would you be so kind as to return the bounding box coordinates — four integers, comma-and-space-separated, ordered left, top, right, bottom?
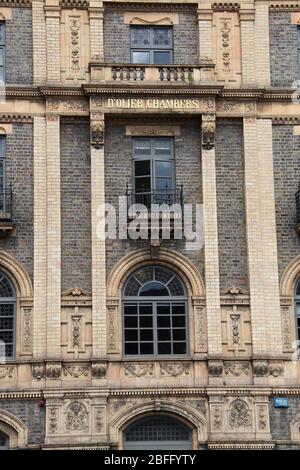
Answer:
0, 0, 300, 450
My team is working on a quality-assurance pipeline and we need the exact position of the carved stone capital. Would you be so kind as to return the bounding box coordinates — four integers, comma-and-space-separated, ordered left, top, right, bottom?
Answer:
253, 361, 269, 377
92, 361, 107, 378
208, 360, 223, 377
90, 113, 104, 148
202, 114, 215, 150
32, 363, 46, 380
46, 362, 62, 380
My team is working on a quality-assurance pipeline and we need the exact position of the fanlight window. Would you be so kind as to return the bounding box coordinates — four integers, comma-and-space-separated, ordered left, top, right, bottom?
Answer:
0, 273, 16, 359
124, 415, 192, 450
123, 266, 188, 356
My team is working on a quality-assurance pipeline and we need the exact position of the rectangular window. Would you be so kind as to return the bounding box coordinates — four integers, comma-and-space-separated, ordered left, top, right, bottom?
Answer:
0, 136, 5, 212
132, 137, 175, 206
131, 26, 173, 65
0, 22, 5, 84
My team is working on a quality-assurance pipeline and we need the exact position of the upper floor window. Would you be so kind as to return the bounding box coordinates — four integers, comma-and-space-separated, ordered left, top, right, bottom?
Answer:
131, 26, 173, 65
0, 22, 5, 83
0, 272, 16, 359
295, 279, 300, 341
0, 431, 8, 450
122, 266, 188, 356
0, 136, 6, 211
132, 137, 175, 206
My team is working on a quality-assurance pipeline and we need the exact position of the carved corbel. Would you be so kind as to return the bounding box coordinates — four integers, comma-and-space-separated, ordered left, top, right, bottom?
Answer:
90, 113, 104, 148
202, 114, 215, 150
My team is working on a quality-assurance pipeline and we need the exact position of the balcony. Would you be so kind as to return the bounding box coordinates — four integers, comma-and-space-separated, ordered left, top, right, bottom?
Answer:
0, 189, 15, 236
90, 62, 215, 84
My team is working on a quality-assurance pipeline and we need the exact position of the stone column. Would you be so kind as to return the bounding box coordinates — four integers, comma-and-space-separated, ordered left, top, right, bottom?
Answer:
254, 3, 271, 86
243, 117, 282, 357
32, 0, 47, 85
33, 116, 47, 357
89, 0, 104, 62
90, 112, 106, 357
46, 114, 61, 358
201, 115, 222, 357
45, 0, 61, 84
240, 9, 256, 86
197, 7, 213, 62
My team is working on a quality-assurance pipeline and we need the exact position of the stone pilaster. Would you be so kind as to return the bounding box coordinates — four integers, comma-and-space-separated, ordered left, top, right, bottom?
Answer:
33, 116, 47, 357
197, 8, 213, 62
46, 114, 61, 358
90, 112, 106, 357
201, 115, 222, 357
45, 1, 61, 84
254, 3, 271, 86
240, 9, 256, 85
89, 0, 104, 62
32, 0, 47, 85
243, 118, 282, 357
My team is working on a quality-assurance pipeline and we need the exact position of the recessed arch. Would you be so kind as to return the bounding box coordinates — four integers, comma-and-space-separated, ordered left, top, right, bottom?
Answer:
109, 399, 207, 449
0, 409, 28, 449
0, 251, 32, 299
107, 248, 205, 299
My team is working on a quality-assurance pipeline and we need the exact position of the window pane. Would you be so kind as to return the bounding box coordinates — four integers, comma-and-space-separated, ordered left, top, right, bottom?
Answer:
157, 329, 171, 341
155, 177, 173, 191
157, 304, 170, 315
158, 342, 171, 354
124, 316, 138, 328
139, 305, 152, 316
154, 139, 172, 156
140, 282, 169, 296
155, 161, 172, 177
173, 329, 186, 341
172, 316, 186, 328
135, 177, 151, 192
131, 28, 150, 47
125, 343, 138, 355
135, 160, 151, 177
0, 24, 5, 45
132, 51, 150, 64
152, 28, 172, 47
140, 343, 153, 354
157, 316, 170, 327
125, 330, 138, 341
134, 139, 151, 155
173, 343, 186, 354
0, 49, 4, 67
140, 316, 153, 327
140, 329, 153, 341
124, 305, 137, 315
153, 51, 172, 65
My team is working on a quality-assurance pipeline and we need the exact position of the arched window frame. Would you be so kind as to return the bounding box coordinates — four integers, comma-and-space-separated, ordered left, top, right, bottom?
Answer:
0, 272, 16, 360
122, 266, 188, 357
295, 278, 300, 343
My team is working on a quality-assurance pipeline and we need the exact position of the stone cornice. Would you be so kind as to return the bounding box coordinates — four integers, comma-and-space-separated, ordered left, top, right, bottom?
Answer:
0, 0, 31, 7
0, 114, 33, 123
104, 2, 197, 12
208, 442, 276, 449
83, 85, 222, 96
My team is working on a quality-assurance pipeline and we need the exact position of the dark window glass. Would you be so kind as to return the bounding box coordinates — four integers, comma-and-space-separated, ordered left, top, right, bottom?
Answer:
0, 22, 5, 83
131, 26, 173, 65
0, 273, 15, 359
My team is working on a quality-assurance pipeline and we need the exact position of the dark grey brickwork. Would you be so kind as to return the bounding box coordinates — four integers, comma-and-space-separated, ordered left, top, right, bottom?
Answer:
105, 120, 204, 282
60, 121, 92, 293
273, 125, 300, 281
5, 8, 33, 85
269, 12, 298, 87
215, 119, 248, 291
104, 11, 198, 65
0, 123, 33, 281
0, 399, 45, 446
270, 397, 300, 445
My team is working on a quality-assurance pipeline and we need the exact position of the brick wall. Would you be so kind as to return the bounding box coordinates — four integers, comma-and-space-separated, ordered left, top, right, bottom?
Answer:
105, 120, 204, 281
5, 8, 33, 85
60, 121, 92, 293
0, 399, 45, 445
215, 119, 248, 291
273, 125, 300, 280
0, 123, 34, 281
103, 11, 198, 65
269, 12, 298, 87
270, 397, 300, 442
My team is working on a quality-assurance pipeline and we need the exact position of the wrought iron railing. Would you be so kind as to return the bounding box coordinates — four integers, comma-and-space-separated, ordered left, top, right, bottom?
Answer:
126, 185, 183, 212
0, 189, 13, 221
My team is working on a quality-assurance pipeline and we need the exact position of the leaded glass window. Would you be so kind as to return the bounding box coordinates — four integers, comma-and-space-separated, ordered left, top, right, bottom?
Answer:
0, 431, 8, 450
0, 273, 16, 359
122, 266, 188, 356
124, 415, 192, 450
0, 136, 5, 212
131, 26, 173, 65
0, 22, 5, 83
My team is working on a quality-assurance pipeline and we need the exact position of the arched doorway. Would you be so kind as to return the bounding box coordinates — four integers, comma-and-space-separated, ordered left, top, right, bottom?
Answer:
0, 431, 8, 450
123, 415, 193, 450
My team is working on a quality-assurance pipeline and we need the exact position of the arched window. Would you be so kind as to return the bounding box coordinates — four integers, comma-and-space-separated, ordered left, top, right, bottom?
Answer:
122, 266, 188, 356
0, 272, 16, 359
123, 415, 192, 450
0, 431, 8, 450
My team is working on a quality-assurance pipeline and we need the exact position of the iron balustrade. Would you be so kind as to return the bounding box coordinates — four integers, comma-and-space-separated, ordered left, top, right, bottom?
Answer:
126, 185, 183, 213
0, 189, 13, 221
296, 188, 300, 224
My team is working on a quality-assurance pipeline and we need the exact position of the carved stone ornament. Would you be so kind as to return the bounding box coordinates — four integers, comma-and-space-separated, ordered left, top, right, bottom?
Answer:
269, 362, 284, 377
281, 306, 292, 350
95, 408, 104, 433
159, 362, 190, 377
124, 362, 154, 378
213, 405, 223, 431
0, 366, 15, 379
186, 399, 207, 417
224, 361, 250, 377
22, 307, 32, 353
208, 361, 223, 377
92, 362, 107, 378
202, 114, 215, 150
229, 399, 251, 428
46, 363, 61, 379
253, 362, 269, 377
32, 363, 46, 380
71, 315, 81, 348
63, 364, 90, 378
231, 314, 240, 344
69, 17, 80, 74
65, 401, 89, 432
258, 405, 267, 430
90, 119, 104, 148
48, 408, 59, 435
220, 18, 232, 73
